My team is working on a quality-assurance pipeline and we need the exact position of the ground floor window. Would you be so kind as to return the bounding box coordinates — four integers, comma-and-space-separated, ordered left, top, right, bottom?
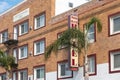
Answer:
110, 49, 120, 73
58, 61, 73, 79
18, 70, 27, 80
34, 66, 45, 80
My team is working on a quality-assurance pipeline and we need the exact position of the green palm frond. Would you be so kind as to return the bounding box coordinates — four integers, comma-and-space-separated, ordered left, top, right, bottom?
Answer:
86, 17, 102, 33
0, 50, 18, 71
45, 29, 85, 59
45, 17, 102, 60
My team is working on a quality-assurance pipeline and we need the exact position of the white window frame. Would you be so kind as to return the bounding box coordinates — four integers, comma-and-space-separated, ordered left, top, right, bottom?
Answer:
0, 30, 8, 43
84, 24, 95, 43
13, 72, 17, 80
34, 39, 45, 55
110, 50, 120, 71
34, 13, 45, 29
58, 62, 72, 79
34, 66, 45, 80
18, 70, 27, 80
13, 48, 18, 63
57, 32, 67, 49
19, 45, 28, 59
19, 21, 28, 36
0, 74, 6, 80
110, 14, 120, 35
88, 55, 96, 75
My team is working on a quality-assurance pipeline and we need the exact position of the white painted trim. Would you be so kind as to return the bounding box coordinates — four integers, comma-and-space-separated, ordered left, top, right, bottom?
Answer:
0, 0, 27, 16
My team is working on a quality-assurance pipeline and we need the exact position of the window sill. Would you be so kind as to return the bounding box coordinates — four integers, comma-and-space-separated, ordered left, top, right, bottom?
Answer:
19, 57, 28, 60
109, 69, 120, 73
19, 32, 28, 37
89, 72, 96, 76
34, 26, 45, 31
34, 53, 44, 56
58, 76, 73, 79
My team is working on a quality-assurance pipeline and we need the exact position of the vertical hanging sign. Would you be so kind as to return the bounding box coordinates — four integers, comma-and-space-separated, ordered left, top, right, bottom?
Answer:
68, 14, 79, 71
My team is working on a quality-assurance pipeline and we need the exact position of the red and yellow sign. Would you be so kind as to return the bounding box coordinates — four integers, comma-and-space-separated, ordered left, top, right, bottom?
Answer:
68, 14, 79, 71
68, 14, 78, 29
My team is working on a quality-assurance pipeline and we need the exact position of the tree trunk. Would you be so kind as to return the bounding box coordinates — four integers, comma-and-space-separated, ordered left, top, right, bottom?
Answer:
6, 70, 12, 80
84, 32, 89, 80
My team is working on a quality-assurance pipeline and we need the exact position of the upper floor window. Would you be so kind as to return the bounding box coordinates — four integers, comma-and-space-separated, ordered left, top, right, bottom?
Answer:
58, 61, 72, 79
34, 66, 45, 80
19, 45, 28, 59
13, 48, 18, 63
19, 21, 28, 35
34, 39, 45, 55
88, 54, 96, 75
0, 74, 6, 80
109, 14, 120, 35
0, 30, 8, 43
34, 13, 45, 29
110, 49, 120, 73
13, 72, 17, 80
18, 70, 27, 80
57, 32, 67, 49
84, 24, 95, 43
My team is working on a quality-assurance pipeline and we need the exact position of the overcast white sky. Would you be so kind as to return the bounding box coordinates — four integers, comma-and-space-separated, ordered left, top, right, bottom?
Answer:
56, 0, 88, 15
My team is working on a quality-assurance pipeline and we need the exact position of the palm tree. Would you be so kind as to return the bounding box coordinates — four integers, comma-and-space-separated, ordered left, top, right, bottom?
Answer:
0, 50, 18, 80
45, 17, 102, 80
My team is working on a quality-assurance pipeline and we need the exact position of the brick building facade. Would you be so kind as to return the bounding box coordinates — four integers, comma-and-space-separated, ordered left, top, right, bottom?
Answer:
0, 0, 120, 80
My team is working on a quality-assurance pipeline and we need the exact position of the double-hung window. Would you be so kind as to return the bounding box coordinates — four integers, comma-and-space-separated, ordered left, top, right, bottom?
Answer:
13, 48, 18, 63
109, 14, 120, 35
57, 32, 67, 49
58, 61, 72, 79
19, 21, 28, 35
110, 50, 120, 72
35, 13, 45, 29
18, 70, 27, 80
84, 24, 95, 43
0, 30, 8, 43
19, 45, 28, 59
34, 66, 45, 80
34, 39, 45, 55
88, 55, 96, 75
0, 74, 6, 80
13, 72, 17, 80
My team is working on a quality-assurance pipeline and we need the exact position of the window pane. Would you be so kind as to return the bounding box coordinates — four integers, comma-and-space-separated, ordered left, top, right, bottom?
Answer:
88, 24, 94, 33
36, 17, 40, 28
20, 46, 27, 59
36, 69, 40, 78
87, 24, 95, 42
40, 40, 44, 53
40, 68, 44, 78
113, 17, 120, 32
20, 70, 27, 80
61, 64, 66, 76
24, 22, 28, 32
88, 33, 94, 40
36, 42, 40, 53
114, 54, 120, 68
20, 22, 28, 34
13, 72, 17, 80
2, 31, 8, 42
35, 67, 44, 79
88, 56, 95, 73
21, 48, 24, 58
1, 74, 6, 80
40, 14, 45, 27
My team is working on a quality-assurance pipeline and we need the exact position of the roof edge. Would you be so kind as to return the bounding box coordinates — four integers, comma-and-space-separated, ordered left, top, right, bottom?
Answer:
0, 0, 27, 16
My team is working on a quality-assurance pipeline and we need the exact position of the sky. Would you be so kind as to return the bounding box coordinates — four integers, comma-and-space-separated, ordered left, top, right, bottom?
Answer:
0, 0, 88, 15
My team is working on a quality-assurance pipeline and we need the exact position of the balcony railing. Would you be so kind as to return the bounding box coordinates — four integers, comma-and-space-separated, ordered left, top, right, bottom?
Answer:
2, 33, 18, 47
